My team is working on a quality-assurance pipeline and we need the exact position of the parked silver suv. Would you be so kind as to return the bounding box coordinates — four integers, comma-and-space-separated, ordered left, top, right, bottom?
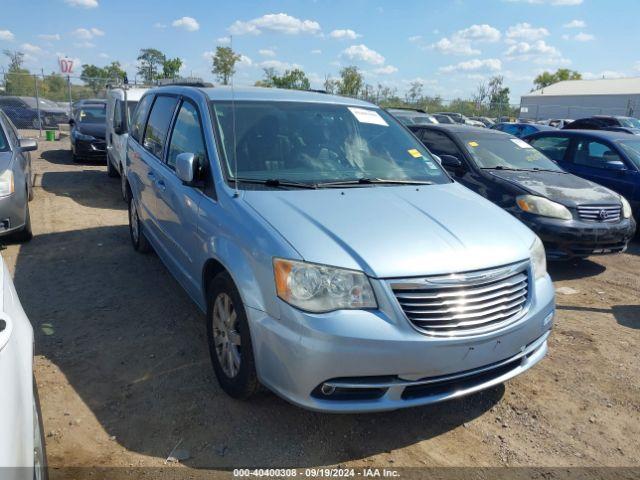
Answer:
125, 86, 555, 412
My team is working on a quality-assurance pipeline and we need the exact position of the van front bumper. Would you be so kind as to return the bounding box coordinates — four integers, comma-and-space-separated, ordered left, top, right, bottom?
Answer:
247, 274, 554, 413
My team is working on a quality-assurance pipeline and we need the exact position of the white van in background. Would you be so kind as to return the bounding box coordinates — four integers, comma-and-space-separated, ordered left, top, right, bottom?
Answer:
105, 87, 147, 201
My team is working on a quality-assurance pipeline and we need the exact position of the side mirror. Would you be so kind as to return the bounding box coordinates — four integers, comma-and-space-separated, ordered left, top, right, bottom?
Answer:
605, 160, 626, 171
113, 122, 125, 135
68, 118, 75, 126
433, 155, 442, 165
439, 154, 463, 169
176, 152, 196, 184
19, 138, 38, 152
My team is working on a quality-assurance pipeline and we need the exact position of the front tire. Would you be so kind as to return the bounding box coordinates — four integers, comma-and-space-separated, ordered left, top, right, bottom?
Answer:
128, 197, 151, 253
14, 201, 33, 242
207, 272, 260, 399
107, 155, 119, 178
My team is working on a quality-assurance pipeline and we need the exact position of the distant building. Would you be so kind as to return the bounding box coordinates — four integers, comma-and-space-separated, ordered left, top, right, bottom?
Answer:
519, 77, 640, 121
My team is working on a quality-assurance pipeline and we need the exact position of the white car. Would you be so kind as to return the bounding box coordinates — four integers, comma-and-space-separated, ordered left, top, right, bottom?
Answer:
105, 87, 148, 201
0, 255, 47, 479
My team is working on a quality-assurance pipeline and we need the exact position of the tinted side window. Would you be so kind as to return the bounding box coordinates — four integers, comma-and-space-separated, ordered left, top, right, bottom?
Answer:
568, 119, 597, 130
167, 101, 206, 169
573, 139, 623, 168
142, 96, 179, 158
501, 124, 521, 136
113, 100, 122, 129
130, 94, 154, 142
521, 125, 537, 137
529, 136, 571, 162
420, 130, 463, 159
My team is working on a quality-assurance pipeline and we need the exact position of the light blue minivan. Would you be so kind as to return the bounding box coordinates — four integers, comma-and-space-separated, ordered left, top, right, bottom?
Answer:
125, 86, 555, 413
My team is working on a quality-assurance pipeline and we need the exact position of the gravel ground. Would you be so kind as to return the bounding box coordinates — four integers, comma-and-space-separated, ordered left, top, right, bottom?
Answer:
1, 137, 639, 476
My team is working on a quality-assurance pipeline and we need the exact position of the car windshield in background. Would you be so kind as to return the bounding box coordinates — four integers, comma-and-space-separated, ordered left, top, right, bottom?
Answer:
459, 133, 563, 171
78, 105, 106, 123
618, 117, 640, 129
210, 101, 450, 187
616, 140, 640, 169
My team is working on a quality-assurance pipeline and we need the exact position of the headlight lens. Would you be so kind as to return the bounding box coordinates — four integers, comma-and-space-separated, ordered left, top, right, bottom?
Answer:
274, 258, 377, 313
516, 195, 572, 220
73, 130, 95, 141
0, 170, 14, 196
621, 195, 632, 219
530, 236, 547, 281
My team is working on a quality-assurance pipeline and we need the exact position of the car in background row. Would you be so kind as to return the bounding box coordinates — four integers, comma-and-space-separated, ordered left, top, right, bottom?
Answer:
431, 113, 456, 124
0, 96, 68, 130
563, 115, 640, 135
386, 108, 439, 126
525, 129, 640, 218
0, 255, 47, 479
469, 116, 495, 128
410, 124, 636, 259
125, 86, 554, 412
538, 118, 572, 129
105, 88, 146, 201
69, 100, 107, 163
435, 112, 484, 127
0, 110, 36, 242
491, 122, 556, 138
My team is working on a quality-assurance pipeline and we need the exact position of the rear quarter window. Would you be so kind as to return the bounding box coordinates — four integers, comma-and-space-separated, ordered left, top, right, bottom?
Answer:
129, 94, 154, 142
529, 136, 571, 162
142, 96, 179, 159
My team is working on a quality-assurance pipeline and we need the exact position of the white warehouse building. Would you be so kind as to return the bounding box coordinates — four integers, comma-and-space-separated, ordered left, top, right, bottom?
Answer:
519, 77, 640, 121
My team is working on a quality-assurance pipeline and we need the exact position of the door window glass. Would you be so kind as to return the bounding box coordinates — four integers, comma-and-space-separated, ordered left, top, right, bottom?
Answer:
167, 101, 206, 169
420, 130, 463, 159
529, 136, 571, 162
142, 96, 179, 159
130, 94, 154, 142
573, 139, 623, 169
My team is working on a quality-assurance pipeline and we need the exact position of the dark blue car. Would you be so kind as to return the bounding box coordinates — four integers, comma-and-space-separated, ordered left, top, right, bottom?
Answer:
492, 122, 556, 138
525, 130, 640, 217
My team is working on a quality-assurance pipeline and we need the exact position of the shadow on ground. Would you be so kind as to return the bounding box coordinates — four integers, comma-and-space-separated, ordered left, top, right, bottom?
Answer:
39, 169, 125, 211
547, 258, 606, 281
557, 304, 640, 330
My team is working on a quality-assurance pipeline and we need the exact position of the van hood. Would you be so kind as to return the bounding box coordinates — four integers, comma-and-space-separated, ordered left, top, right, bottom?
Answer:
488, 170, 621, 207
76, 122, 106, 139
244, 183, 535, 278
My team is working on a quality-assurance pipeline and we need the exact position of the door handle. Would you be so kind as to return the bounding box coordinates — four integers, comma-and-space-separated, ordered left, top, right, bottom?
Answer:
156, 179, 166, 191
147, 171, 155, 179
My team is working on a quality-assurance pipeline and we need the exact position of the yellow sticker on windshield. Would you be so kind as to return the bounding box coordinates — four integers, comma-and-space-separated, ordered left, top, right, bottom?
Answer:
468, 141, 479, 147
408, 149, 423, 158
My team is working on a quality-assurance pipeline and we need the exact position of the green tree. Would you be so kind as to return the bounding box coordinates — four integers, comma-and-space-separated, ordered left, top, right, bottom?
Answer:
162, 57, 183, 78
405, 80, 423, 105
3, 49, 25, 72
323, 75, 339, 94
212, 46, 240, 85
533, 68, 582, 90
256, 67, 310, 90
80, 64, 108, 95
104, 61, 126, 82
488, 75, 510, 110
337, 66, 363, 97
41, 73, 67, 101
137, 48, 166, 83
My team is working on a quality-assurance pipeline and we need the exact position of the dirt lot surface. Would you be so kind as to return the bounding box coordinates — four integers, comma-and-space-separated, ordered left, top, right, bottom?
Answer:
1, 137, 639, 475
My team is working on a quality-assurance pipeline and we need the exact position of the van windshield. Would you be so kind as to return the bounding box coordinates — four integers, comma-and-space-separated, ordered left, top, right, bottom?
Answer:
210, 101, 450, 187
459, 133, 563, 172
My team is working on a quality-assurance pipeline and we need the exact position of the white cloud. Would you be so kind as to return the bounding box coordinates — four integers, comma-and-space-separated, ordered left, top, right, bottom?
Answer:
217, 36, 231, 44
98, 52, 109, 58
431, 24, 501, 55
408, 35, 422, 43
74, 41, 95, 48
64, 0, 98, 8
341, 44, 385, 65
239, 55, 253, 67
72, 27, 104, 39
229, 13, 321, 36
21, 43, 42, 54
505, 40, 570, 66
153, 22, 167, 29
202, 50, 215, 60
329, 29, 361, 40
563, 19, 586, 28
574, 32, 595, 41
440, 58, 502, 73
311, 49, 322, 54
373, 65, 398, 75
38, 33, 61, 41
259, 49, 276, 57
172, 16, 200, 32
583, 70, 626, 80
259, 59, 301, 71
505, 23, 549, 41
0, 30, 15, 41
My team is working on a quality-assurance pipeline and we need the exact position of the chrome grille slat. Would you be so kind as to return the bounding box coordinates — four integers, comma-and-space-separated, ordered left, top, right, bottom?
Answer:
577, 205, 621, 223
390, 262, 529, 337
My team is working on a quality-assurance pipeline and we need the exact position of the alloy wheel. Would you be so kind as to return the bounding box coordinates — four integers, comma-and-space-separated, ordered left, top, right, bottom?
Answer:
212, 293, 241, 378
130, 201, 139, 243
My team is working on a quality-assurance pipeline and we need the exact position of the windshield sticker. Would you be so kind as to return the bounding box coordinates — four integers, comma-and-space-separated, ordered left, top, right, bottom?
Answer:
408, 148, 423, 158
348, 107, 389, 126
468, 141, 479, 147
511, 138, 533, 149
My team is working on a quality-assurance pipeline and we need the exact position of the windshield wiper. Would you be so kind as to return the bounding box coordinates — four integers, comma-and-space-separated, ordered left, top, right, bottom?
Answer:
483, 166, 565, 173
481, 166, 518, 171
317, 178, 434, 188
233, 178, 318, 189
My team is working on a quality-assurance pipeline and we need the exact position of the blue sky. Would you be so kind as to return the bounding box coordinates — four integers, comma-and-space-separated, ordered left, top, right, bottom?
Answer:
1, 0, 638, 101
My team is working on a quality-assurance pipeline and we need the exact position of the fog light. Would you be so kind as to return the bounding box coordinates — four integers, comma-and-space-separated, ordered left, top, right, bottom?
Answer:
320, 384, 336, 396
544, 311, 554, 326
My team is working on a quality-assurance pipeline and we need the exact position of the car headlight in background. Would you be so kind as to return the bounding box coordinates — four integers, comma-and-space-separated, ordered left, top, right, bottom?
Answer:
73, 130, 95, 141
0, 170, 14, 197
620, 195, 632, 219
530, 236, 547, 281
516, 195, 572, 220
274, 258, 377, 313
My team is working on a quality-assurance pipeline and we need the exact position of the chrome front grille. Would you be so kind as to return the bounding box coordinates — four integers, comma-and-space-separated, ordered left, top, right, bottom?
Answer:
390, 261, 529, 337
577, 205, 621, 223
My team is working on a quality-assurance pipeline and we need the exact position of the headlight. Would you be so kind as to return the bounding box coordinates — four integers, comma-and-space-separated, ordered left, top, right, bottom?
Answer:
73, 130, 95, 141
0, 170, 14, 196
530, 236, 547, 281
273, 258, 377, 313
621, 195, 632, 219
516, 195, 572, 220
